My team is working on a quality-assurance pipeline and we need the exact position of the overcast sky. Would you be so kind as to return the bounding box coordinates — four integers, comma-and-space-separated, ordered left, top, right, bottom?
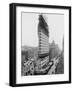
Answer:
21, 12, 64, 50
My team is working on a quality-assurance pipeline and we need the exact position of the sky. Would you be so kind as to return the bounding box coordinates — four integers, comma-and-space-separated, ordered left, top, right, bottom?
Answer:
21, 12, 64, 50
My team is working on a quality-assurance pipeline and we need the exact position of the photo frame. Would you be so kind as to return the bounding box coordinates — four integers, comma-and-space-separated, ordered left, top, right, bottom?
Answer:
9, 3, 71, 87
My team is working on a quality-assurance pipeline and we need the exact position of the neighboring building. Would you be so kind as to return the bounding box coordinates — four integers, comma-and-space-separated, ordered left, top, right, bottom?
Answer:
49, 40, 61, 60
55, 37, 64, 74
62, 37, 64, 53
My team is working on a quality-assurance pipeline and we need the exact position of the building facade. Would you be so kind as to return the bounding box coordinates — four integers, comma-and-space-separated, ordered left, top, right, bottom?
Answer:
38, 15, 49, 58
35, 14, 52, 74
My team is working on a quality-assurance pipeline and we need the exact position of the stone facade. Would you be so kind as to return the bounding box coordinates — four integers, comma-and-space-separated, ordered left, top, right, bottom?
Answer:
38, 15, 49, 58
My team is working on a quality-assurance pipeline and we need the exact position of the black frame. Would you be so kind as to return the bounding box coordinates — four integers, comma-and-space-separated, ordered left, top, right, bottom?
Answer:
9, 3, 71, 87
